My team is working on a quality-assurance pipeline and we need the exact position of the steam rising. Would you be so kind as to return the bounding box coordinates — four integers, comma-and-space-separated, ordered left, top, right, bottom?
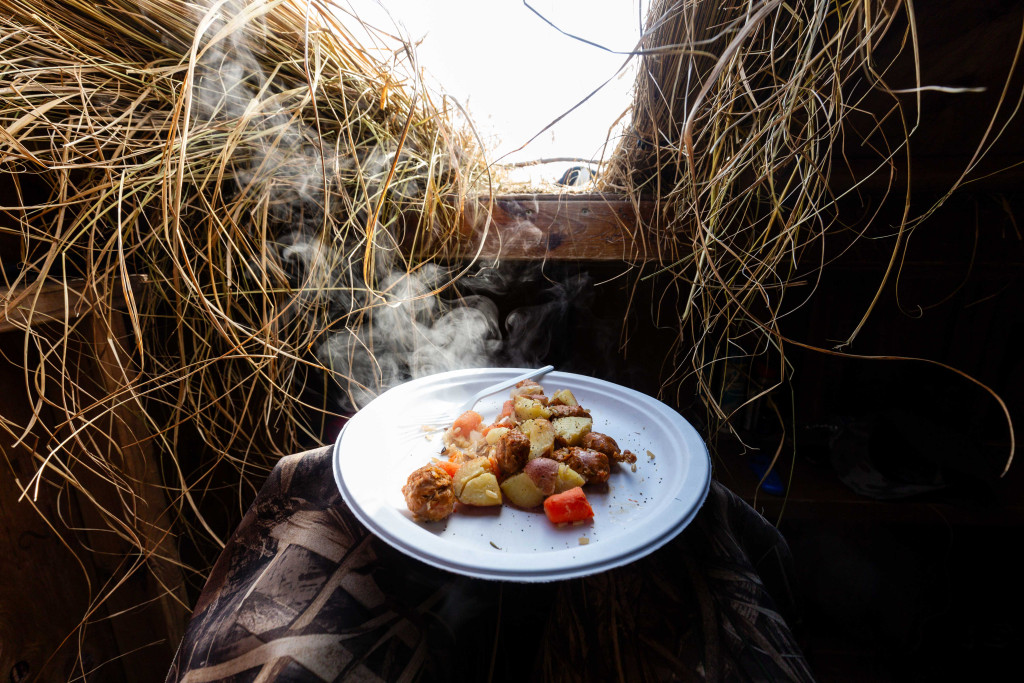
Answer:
315, 265, 504, 410
181, 1, 596, 416
503, 273, 595, 366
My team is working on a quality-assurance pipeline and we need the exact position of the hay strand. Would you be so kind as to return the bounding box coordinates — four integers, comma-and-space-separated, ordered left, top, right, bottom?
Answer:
602, 0, 1017, 473
2, 0, 486, 671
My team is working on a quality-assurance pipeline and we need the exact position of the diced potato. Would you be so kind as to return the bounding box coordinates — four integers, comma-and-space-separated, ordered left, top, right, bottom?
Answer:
518, 418, 555, 459
514, 396, 552, 421
551, 389, 579, 406
452, 457, 486, 496
553, 416, 592, 447
459, 472, 503, 506
453, 457, 501, 506
555, 463, 586, 492
524, 457, 559, 495
500, 472, 546, 508
485, 426, 511, 445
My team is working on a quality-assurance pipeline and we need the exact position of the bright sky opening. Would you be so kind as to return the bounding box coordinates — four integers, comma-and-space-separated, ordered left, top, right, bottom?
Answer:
340, 1, 646, 184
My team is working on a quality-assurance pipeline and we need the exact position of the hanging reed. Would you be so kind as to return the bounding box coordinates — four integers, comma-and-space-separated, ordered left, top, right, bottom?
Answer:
601, 0, 1017, 479
0, 1, 488, 664
1, 0, 1019, 677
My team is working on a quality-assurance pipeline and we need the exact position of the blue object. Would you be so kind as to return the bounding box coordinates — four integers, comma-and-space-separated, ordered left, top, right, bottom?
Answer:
749, 454, 785, 495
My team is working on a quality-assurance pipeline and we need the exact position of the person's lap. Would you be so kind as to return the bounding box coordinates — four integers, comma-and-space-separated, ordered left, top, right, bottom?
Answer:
167, 446, 812, 682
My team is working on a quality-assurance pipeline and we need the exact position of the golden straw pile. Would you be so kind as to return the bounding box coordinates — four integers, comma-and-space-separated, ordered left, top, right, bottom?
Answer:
605, 0, 910, 424
602, 0, 1015, 474
1, 0, 485, 595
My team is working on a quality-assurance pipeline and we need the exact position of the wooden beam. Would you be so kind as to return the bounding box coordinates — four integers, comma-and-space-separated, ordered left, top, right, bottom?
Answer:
459, 194, 657, 261
1, 276, 146, 333
87, 311, 189, 649
1, 274, 188, 675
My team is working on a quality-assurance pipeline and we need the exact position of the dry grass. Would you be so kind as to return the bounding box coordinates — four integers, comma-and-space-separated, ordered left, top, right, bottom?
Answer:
1, 0, 487, 670
1, 0, 1019, 677
601, 0, 1017, 484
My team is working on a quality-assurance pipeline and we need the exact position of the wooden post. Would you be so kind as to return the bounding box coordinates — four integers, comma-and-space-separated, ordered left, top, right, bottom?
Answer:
86, 306, 189, 648
1, 277, 188, 679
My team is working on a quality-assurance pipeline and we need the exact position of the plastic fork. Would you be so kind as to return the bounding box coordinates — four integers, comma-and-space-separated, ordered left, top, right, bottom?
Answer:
412, 365, 555, 432
452, 364, 555, 418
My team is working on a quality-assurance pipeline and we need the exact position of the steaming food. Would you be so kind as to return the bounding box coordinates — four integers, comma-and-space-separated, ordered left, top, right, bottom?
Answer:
547, 404, 591, 419
523, 457, 560, 495
493, 430, 530, 476
452, 457, 503, 506
513, 396, 551, 421
552, 447, 610, 484
518, 418, 555, 459
581, 432, 637, 464
402, 380, 638, 525
402, 464, 456, 522
551, 416, 593, 447
499, 472, 546, 508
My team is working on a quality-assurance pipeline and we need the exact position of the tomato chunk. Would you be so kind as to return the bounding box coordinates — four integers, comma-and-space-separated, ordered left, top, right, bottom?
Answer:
543, 486, 594, 524
451, 410, 483, 436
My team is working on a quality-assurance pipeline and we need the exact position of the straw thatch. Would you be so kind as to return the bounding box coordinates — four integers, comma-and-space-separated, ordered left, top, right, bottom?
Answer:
601, 0, 1016, 473
1, 0, 487, 645
2, 0, 1019, 676
604, 0, 910, 424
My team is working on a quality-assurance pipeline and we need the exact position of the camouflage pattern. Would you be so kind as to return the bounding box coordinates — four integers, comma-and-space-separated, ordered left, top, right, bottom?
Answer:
168, 447, 813, 682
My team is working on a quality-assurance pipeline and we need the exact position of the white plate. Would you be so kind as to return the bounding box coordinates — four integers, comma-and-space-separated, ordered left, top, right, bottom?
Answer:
333, 368, 711, 582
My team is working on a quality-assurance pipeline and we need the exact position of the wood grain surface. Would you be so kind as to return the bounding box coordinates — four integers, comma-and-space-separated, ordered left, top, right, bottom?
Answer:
459, 195, 659, 261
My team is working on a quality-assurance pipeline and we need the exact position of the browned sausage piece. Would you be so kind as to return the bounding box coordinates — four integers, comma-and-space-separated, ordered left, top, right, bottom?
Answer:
581, 432, 619, 457
547, 404, 590, 419
552, 447, 610, 484
402, 464, 456, 521
494, 429, 530, 476
581, 432, 637, 464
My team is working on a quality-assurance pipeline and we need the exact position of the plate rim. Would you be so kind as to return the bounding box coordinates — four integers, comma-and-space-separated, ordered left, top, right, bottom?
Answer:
333, 368, 711, 582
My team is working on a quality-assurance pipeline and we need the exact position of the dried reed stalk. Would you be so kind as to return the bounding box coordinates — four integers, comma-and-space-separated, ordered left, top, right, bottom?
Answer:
602, 0, 1016, 476
1, 0, 485, 671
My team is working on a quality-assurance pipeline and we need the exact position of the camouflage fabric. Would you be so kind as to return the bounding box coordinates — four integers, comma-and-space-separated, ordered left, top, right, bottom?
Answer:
167, 447, 814, 682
